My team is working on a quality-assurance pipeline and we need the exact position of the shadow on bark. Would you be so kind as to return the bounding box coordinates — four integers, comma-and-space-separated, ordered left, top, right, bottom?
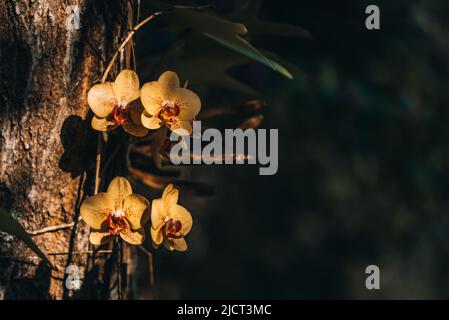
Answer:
59, 115, 97, 178
71, 244, 118, 300
4, 262, 51, 299
0, 40, 32, 116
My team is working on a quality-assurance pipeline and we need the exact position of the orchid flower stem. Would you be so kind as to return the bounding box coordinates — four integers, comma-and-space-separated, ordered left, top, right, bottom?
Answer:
138, 246, 156, 299
93, 11, 164, 195
101, 135, 128, 176
136, 0, 141, 25
117, 239, 123, 300
94, 132, 102, 195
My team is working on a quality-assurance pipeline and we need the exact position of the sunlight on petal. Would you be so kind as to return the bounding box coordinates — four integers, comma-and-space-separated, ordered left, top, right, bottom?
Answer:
123, 194, 150, 229
91, 115, 118, 132
113, 69, 140, 105
107, 176, 133, 210
120, 227, 145, 245
89, 229, 116, 245
87, 83, 116, 118
80, 193, 113, 229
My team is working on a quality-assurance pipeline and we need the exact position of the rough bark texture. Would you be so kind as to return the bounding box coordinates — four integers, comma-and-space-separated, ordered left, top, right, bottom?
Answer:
0, 0, 131, 299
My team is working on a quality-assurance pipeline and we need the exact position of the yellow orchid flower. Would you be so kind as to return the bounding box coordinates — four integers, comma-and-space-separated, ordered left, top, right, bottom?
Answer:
87, 69, 148, 137
150, 184, 193, 251
140, 71, 201, 135
80, 176, 150, 245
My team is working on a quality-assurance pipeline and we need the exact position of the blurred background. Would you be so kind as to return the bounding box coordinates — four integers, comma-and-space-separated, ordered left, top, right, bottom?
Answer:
133, 0, 449, 299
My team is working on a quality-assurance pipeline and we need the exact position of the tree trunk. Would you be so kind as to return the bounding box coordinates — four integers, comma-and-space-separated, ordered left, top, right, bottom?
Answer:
0, 0, 132, 299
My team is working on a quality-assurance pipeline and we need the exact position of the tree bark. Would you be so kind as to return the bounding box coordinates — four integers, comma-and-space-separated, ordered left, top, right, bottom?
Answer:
0, 0, 131, 299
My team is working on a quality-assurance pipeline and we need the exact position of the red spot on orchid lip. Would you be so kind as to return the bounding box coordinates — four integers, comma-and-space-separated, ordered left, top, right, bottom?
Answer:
106, 215, 128, 235
160, 104, 180, 124
173, 220, 182, 233
165, 219, 183, 238
112, 105, 129, 126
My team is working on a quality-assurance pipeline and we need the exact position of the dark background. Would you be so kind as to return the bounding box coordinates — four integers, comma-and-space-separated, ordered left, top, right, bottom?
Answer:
135, 0, 449, 299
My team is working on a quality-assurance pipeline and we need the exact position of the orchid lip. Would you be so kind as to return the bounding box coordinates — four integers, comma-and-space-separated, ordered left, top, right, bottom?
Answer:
164, 218, 183, 238
111, 105, 129, 125
159, 100, 180, 123
106, 214, 128, 235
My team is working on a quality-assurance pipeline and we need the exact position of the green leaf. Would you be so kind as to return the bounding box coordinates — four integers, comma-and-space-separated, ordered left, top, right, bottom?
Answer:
229, 0, 312, 39
172, 39, 259, 96
203, 31, 292, 79
172, 35, 309, 95
145, 1, 292, 79
138, 32, 259, 95
0, 208, 52, 267
260, 49, 308, 81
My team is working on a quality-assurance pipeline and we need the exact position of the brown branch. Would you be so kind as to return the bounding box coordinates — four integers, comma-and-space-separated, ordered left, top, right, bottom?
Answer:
47, 250, 112, 256
27, 218, 81, 236
100, 11, 164, 83
0, 250, 112, 260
